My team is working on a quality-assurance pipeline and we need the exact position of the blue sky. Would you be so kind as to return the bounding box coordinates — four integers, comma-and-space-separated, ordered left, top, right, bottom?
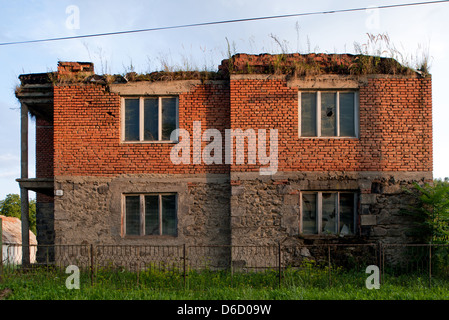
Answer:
0, 0, 448, 200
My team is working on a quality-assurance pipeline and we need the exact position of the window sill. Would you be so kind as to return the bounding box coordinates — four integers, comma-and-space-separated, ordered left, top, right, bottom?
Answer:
121, 140, 178, 144
122, 235, 178, 239
298, 234, 358, 240
298, 136, 359, 139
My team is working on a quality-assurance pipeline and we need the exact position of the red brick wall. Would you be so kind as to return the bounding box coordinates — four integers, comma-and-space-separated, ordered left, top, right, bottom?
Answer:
36, 117, 54, 203
36, 118, 54, 178
53, 75, 432, 176
229, 77, 432, 172
53, 83, 230, 176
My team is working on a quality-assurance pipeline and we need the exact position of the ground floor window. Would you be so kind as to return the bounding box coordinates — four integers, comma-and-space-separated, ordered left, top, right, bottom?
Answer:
300, 191, 357, 235
123, 193, 177, 236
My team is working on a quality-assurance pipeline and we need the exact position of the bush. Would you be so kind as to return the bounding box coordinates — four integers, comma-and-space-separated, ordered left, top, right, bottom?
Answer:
406, 178, 449, 244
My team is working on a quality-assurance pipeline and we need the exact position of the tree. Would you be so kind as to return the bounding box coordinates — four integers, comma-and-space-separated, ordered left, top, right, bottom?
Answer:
0, 193, 36, 234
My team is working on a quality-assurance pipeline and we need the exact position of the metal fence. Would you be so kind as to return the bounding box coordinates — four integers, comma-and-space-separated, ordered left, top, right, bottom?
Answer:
1, 243, 449, 289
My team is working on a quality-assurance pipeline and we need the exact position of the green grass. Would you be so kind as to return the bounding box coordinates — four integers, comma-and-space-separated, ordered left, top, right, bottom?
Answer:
1, 266, 449, 300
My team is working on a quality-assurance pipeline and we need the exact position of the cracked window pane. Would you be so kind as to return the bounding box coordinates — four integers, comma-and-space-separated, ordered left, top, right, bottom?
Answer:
301, 93, 317, 136
145, 195, 159, 235
339, 193, 355, 235
321, 93, 336, 137
340, 92, 355, 137
302, 193, 317, 234
322, 193, 337, 234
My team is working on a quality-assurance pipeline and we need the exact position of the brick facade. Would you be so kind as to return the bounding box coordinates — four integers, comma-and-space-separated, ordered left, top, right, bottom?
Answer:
50, 65, 432, 177
53, 83, 230, 176
229, 76, 432, 172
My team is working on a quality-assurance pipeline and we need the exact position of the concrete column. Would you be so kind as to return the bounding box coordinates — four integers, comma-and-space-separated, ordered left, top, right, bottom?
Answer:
20, 102, 30, 265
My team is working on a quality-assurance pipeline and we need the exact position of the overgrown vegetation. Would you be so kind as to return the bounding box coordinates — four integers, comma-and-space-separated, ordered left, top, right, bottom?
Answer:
21, 32, 430, 88
404, 178, 449, 276
353, 33, 430, 76
405, 178, 449, 244
1, 264, 449, 300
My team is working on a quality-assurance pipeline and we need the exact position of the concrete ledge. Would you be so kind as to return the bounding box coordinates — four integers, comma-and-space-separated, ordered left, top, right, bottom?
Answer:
109, 80, 228, 96
230, 171, 433, 181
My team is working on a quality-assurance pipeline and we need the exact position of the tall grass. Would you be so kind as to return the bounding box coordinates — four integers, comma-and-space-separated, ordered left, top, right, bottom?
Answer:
2, 264, 449, 300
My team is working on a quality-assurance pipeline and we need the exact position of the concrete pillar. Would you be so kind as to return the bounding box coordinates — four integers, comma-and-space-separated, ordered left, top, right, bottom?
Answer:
20, 102, 30, 265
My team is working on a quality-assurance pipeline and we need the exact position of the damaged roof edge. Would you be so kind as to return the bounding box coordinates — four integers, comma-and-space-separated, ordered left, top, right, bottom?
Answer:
16, 53, 428, 86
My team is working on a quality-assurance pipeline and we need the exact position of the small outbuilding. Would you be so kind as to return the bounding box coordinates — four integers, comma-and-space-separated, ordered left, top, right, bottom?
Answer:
1, 215, 37, 264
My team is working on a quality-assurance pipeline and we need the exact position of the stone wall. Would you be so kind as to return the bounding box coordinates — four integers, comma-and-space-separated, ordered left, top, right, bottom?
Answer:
53, 174, 231, 267
229, 171, 432, 267
230, 171, 432, 245
50, 170, 431, 268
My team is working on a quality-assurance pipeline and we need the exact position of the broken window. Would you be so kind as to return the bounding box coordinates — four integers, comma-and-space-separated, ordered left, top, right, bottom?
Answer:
320, 93, 336, 137
123, 193, 177, 236
123, 96, 178, 142
339, 193, 356, 235
299, 91, 358, 138
321, 192, 337, 233
301, 191, 357, 235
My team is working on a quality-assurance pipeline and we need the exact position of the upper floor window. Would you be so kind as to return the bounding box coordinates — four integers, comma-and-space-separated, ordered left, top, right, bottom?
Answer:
299, 91, 358, 138
122, 96, 178, 142
300, 191, 357, 236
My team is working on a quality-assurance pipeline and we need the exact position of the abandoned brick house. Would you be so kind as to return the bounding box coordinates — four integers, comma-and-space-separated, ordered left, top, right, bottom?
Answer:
15, 53, 432, 265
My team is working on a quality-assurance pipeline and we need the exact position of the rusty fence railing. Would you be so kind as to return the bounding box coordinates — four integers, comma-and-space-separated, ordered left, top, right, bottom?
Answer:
1, 242, 449, 289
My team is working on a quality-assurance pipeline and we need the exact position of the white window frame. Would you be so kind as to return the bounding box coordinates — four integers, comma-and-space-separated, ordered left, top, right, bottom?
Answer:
300, 191, 358, 235
122, 193, 178, 237
298, 91, 359, 138
121, 96, 179, 143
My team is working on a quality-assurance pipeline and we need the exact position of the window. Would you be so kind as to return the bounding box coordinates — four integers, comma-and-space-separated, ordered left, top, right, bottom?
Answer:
299, 91, 358, 137
123, 96, 178, 142
123, 193, 177, 236
300, 191, 357, 235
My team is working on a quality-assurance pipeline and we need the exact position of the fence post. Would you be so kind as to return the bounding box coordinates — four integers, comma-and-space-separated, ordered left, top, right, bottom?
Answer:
328, 245, 331, 287
278, 242, 282, 288
429, 244, 432, 288
230, 245, 234, 288
183, 244, 186, 290
90, 244, 94, 286
378, 242, 382, 285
